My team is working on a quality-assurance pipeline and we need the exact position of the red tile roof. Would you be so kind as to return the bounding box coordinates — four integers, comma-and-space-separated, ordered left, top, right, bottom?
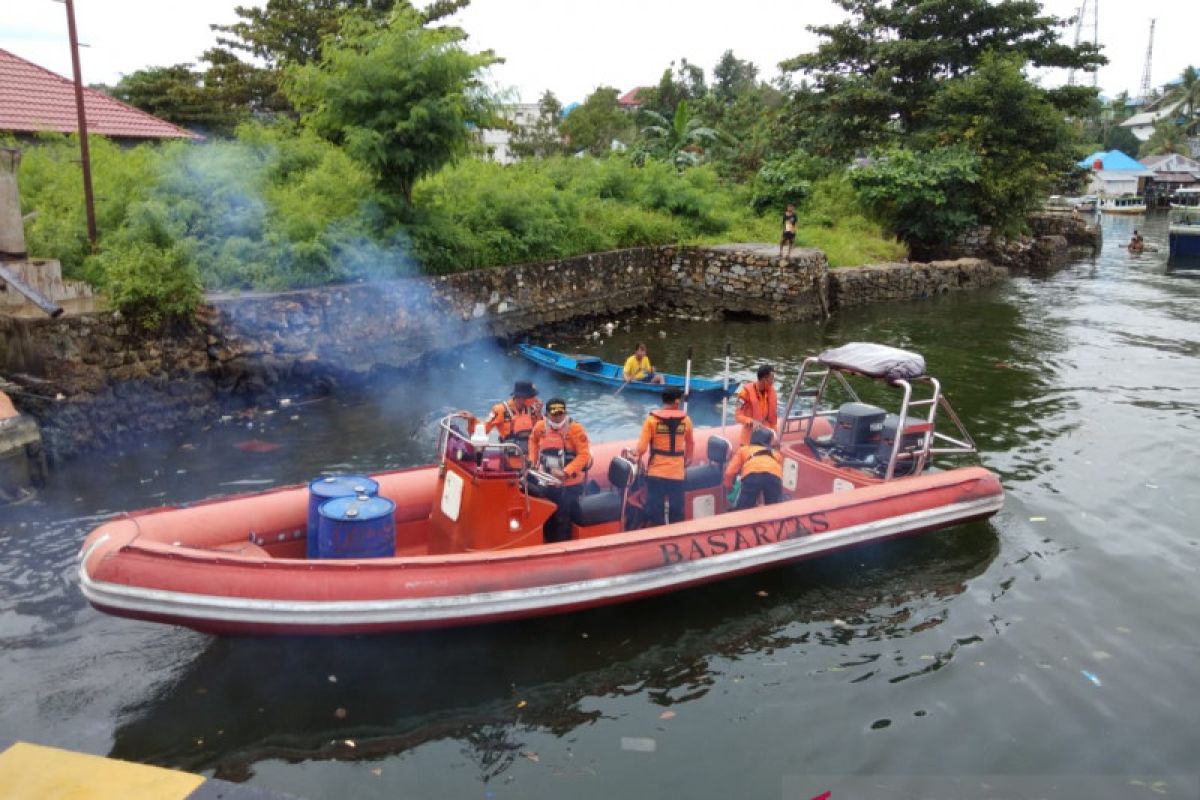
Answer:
617, 87, 650, 109
0, 48, 199, 141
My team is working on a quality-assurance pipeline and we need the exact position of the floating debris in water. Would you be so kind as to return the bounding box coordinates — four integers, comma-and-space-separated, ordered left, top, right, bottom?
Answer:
1029, 516, 1046, 522
234, 439, 281, 453
334, 707, 347, 719
328, 674, 338, 683
516, 699, 527, 709
621, 737, 656, 753
659, 710, 676, 720
1081, 670, 1102, 687
522, 752, 539, 762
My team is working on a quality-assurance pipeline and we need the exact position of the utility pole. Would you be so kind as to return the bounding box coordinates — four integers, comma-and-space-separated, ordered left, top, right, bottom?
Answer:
1137, 18, 1156, 104
62, 0, 97, 250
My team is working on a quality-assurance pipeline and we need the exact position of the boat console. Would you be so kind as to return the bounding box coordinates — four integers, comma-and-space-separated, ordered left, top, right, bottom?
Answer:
781, 342, 976, 480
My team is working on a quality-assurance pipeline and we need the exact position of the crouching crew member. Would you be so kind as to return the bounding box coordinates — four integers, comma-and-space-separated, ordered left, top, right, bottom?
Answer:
735, 363, 778, 446
724, 427, 784, 509
528, 397, 591, 543
484, 380, 543, 452
635, 386, 695, 525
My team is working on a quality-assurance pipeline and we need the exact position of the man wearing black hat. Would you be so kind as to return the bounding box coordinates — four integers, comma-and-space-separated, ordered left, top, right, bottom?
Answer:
635, 385, 694, 525
483, 380, 543, 451
528, 397, 592, 543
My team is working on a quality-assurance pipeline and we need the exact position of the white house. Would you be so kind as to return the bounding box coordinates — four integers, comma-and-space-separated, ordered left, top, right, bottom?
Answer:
1120, 99, 1186, 142
479, 103, 543, 164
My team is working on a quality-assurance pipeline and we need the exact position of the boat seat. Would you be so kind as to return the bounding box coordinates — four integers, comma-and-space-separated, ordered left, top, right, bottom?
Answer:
683, 435, 732, 490
575, 355, 604, 372
572, 456, 635, 526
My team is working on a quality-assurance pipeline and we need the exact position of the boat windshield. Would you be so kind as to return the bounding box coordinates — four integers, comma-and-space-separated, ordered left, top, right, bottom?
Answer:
436, 414, 527, 478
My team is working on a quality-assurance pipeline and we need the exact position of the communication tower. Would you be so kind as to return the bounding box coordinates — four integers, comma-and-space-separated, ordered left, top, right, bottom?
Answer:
1137, 18, 1156, 102
1066, 0, 1099, 88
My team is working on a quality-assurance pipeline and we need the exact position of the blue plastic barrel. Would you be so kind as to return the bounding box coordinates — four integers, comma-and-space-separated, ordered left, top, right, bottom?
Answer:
316, 495, 396, 559
307, 475, 379, 558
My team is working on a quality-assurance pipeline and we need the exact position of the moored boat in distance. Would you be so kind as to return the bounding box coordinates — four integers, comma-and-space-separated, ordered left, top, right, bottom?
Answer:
517, 343, 734, 397
1168, 209, 1200, 260
1069, 195, 1097, 213
78, 343, 1004, 636
1169, 186, 1200, 211
1099, 194, 1147, 215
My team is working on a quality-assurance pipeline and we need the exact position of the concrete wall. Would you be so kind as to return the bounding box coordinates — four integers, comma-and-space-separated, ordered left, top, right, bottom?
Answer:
1, 244, 1009, 462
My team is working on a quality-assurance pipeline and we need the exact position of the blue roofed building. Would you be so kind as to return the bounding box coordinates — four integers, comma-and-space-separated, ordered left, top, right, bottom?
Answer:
1076, 150, 1156, 197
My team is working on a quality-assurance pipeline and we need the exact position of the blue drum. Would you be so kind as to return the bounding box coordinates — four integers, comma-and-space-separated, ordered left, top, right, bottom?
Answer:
307, 475, 379, 558
316, 495, 396, 559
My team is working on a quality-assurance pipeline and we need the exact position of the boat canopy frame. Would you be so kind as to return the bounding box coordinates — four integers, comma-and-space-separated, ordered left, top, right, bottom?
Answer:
779, 342, 980, 481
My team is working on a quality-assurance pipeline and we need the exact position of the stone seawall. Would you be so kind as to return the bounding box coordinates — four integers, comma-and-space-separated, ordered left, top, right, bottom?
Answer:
1, 245, 1006, 461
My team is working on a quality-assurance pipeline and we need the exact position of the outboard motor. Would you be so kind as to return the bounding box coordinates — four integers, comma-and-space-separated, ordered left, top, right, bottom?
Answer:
831, 402, 887, 465
874, 414, 927, 476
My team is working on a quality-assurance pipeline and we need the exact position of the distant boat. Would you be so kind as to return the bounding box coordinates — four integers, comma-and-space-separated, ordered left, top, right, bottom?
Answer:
1168, 209, 1200, 260
1069, 195, 1098, 213
1099, 195, 1147, 215
1169, 187, 1200, 211
517, 344, 735, 398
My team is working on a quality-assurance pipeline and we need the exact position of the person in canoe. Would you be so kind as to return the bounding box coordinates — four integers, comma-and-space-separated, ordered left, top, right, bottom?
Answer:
623, 342, 666, 385
1128, 230, 1144, 253
527, 397, 592, 543
469, 380, 543, 452
735, 364, 779, 445
635, 386, 695, 525
724, 426, 784, 509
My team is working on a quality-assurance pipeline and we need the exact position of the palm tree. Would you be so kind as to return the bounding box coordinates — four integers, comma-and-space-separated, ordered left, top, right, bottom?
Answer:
636, 100, 723, 170
1139, 119, 1190, 157
1161, 65, 1200, 134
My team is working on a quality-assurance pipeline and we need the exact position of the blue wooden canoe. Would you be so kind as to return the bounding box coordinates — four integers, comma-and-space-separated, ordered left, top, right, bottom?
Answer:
517, 344, 736, 397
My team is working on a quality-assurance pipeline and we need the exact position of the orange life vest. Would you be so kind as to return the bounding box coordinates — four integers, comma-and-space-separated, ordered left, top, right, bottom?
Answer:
735, 381, 778, 444
488, 398, 542, 442
725, 445, 783, 488
530, 418, 591, 486
642, 408, 692, 480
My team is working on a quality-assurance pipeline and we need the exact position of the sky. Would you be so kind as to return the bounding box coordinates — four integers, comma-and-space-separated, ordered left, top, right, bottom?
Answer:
1, 0, 1194, 105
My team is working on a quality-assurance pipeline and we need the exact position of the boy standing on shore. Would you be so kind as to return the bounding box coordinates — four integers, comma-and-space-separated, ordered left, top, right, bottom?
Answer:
779, 203, 797, 258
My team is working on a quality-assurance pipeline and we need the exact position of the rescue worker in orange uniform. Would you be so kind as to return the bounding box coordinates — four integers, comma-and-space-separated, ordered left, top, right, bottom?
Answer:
483, 380, 543, 451
735, 363, 778, 446
528, 397, 592, 543
724, 426, 784, 509
635, 386, 695, 525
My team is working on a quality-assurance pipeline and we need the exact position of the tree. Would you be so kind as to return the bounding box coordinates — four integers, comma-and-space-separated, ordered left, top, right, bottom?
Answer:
109, 64, 244, 134
202, 1, 468, 118
711, 50, 758, 104
559, 87, 635, 157
641, 59, 707, 119
782, 0, 1105, 157
635, 100, 723, 170
849, 146, 981, 259
1104, 124, 1140, 158
508, 91, 567, 159
1161, 65, 1200, 134
920, 51, 1073, 235
285, 7, 501, 206
1139, 119, 1190, 157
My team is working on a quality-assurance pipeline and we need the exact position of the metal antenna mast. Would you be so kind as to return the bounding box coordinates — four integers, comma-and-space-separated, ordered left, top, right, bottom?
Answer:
1066, 0, 1100, 89
1138, 18, 1156, 103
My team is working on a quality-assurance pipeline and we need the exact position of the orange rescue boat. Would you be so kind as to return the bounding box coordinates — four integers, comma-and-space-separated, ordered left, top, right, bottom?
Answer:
78, 343, 1003, 636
